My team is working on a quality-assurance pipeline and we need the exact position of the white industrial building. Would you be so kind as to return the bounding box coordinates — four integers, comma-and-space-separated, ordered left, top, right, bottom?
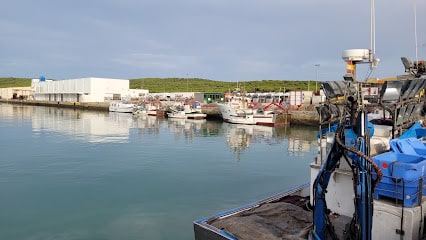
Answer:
32, 77, 148, 103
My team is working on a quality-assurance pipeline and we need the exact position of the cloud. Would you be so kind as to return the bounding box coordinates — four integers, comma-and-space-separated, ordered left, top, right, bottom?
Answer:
0, 0, 425, 81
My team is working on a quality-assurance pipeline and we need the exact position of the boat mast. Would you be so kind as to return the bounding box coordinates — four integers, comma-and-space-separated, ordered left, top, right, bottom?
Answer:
370, 0, 375, 65
413, 0, 418, 65
370, 0, 379, 69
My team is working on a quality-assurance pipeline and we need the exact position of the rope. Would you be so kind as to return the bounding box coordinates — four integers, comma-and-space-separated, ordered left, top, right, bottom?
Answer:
334, 124, 383, 188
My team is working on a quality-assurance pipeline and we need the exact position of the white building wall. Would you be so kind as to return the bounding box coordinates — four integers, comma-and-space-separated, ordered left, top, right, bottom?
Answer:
148, 92, 196, 101
32, 77, 129, 103
128, 89, 149, 99
288, 90, 303, 106
92, 78, 129, 101
0, 88, 15, 99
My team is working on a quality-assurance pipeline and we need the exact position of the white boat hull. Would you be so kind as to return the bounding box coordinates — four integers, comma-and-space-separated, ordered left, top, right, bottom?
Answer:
133, 109, 147, 116
109, 102, 136, 113
167, 111, 207, 120
217, 103, 278, 126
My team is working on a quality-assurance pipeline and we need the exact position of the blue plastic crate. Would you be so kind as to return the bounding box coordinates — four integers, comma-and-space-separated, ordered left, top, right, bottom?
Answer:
416, 128, 426, 139
390, 138, 426, 156
372, 152, 426, 207
374, 176, 423, 207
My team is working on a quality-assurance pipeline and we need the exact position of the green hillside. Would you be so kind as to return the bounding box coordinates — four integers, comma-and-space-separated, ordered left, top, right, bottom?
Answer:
130, 78, 313, 93
0, 78, 32, 88
0, 77, 314, 93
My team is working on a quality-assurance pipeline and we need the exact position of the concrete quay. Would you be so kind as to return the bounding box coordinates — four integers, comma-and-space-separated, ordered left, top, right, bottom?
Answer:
0, 99, 109, 111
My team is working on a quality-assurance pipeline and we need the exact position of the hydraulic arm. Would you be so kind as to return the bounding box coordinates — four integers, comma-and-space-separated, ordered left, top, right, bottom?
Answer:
311, 111, 382, 240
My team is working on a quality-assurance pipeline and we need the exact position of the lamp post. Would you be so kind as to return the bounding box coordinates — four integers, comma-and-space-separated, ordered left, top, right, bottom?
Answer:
186, 73, 189, 92
315, 64, 320, 93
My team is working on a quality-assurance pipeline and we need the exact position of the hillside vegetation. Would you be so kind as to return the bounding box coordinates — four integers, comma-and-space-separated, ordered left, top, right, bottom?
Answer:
0, 78, 32, 88
0, 77, 313, 93
130, 78, 312, 93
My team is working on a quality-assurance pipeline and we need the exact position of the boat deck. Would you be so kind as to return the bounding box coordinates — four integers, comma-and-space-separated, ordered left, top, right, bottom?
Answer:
207, 195, 311, 240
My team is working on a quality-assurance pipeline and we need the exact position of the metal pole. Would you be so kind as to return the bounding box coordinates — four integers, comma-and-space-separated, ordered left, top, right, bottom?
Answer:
315, 64, 320, 92
186, 74, 189, 92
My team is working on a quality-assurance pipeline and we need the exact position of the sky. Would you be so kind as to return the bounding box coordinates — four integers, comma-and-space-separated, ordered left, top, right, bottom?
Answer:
1, 0, 425, 82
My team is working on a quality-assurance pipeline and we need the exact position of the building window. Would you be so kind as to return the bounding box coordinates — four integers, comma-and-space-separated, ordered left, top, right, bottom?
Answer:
112, 94, 121, 100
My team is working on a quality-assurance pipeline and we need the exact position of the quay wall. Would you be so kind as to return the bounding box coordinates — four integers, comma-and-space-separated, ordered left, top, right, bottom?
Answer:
0, 99, 319, 126
0, 99, 109, 111
288, 110, 319, 126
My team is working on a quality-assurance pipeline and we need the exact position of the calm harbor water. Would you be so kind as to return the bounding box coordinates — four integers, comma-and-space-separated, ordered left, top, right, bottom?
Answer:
0, 103, 318, 240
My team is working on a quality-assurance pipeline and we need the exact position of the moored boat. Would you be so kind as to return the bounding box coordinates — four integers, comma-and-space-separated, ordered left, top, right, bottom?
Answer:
108, 101, 136, 113
134, 100, 167, 117
147, 108, 166, 117
132, 103, 148, 116
167, 104, 207, 120
217, 101, 290, 127
145, 104, 166, 117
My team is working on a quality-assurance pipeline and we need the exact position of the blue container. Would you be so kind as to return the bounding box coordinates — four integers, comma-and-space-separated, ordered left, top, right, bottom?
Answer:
416, 128, 426, 139
373, 152, 426, 207
390, 138, 426, 156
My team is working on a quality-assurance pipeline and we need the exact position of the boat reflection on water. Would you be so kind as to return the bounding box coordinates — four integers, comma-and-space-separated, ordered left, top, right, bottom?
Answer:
167, 118, 206, 140
133, 114, 162, 135
224, 123, 318, 161
277, 126, 319, 157
1, 104, 317, 152
8, 103, 223, 143
226, 124, 275, 151
288, 138, 314, 156
166, 117, 223, 140
168, 118, 207, 133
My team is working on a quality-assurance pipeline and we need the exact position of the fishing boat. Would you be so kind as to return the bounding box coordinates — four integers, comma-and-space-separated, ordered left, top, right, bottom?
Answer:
167, 104, 207, 120
133, 100, 166, 117
217, 100, 290, 127
108, 101, 136, 113
144, 104, 166, 117
133, 107, 147, 116
194, 44, 426, 239
147, 108, 166, 117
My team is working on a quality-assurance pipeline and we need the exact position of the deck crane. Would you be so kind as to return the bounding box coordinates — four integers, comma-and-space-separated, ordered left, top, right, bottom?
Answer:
310, 49, 383, 240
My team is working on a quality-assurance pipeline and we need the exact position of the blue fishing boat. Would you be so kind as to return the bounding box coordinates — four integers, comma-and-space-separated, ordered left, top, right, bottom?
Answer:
193, 44, 426, 239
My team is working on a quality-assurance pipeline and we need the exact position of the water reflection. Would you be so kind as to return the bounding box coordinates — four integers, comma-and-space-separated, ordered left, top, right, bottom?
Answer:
133, 115, 162, 135
166, 118, 223, 139
275, 126, 319, 157
32, 108, 132, 143
0, 104, 318, 152
0, 104, 35, 124
223, 123, 318, 159
226, 124, 277, 150
166, 118, 201, 141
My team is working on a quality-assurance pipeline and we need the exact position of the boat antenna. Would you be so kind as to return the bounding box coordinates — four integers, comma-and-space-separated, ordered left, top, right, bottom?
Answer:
370, 0, 379, 69
370, 0, 375, 62
413, 0, 419, 65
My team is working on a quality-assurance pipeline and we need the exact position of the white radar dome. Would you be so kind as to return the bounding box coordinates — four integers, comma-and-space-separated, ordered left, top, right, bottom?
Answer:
342, 49, 370, 62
